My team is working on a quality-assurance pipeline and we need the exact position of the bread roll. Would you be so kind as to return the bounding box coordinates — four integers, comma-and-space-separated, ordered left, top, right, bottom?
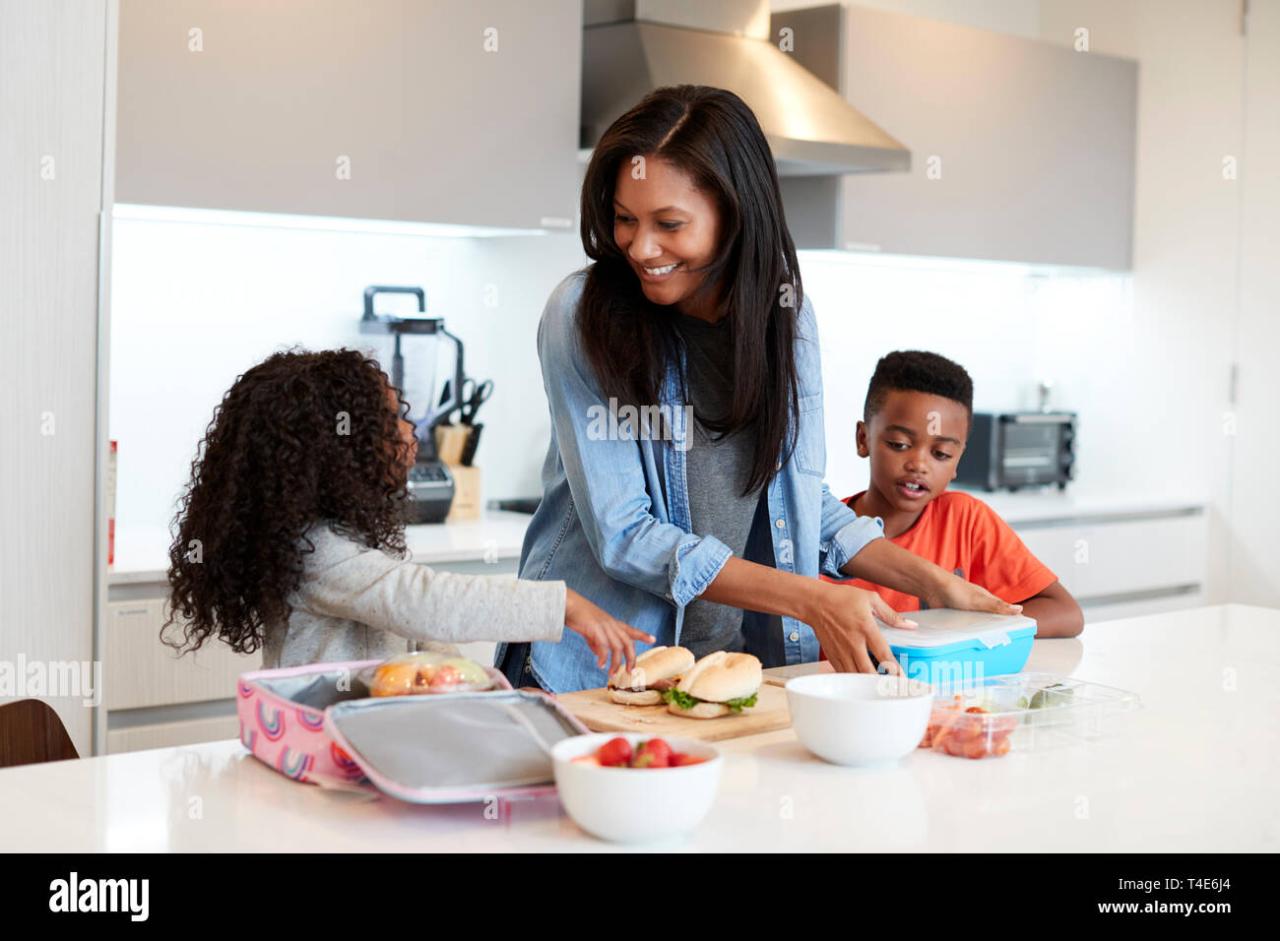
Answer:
607, 645, 695, 691
608, 688, 664, 706
676, 652, 762, 703
666, 700, 731, 719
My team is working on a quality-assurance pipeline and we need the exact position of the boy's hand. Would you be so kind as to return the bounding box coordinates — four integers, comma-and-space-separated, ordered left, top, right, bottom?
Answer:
803, 583, 916, 675
564, 588, 654, 677
925, 574, 1022, 617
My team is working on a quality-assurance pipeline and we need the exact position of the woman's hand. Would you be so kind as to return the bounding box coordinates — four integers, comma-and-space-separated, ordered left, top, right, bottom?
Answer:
922, 574, 1022, 617
801, 582, 917, 675
564, 589, 654, 676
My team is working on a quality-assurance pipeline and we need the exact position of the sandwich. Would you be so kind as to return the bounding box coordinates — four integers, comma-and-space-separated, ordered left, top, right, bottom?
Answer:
662, 651, 762, 719
607, 645, 695, 705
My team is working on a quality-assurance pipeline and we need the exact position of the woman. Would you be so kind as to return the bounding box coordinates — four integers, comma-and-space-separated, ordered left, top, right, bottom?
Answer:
497, 85, 1017, 693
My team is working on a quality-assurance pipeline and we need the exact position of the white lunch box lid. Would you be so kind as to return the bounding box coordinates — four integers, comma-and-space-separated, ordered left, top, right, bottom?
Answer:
877, 608, 1038, 649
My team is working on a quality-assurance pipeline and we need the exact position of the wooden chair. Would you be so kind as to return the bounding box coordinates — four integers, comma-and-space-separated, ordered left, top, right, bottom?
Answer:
0, 699, 80, 767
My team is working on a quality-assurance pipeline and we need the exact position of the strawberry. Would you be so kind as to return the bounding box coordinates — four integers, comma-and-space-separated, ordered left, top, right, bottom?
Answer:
670, 752, 706, 767
964, 737, 989, 759
632, 738, 672, 768
596, 736, 633, 767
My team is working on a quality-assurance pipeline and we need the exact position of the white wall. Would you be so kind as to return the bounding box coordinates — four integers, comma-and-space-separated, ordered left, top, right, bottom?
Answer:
803, 254, 1140, 502
1036, 0, 1250, 604
109, 214, 586, 534
111, 218, 1159, 534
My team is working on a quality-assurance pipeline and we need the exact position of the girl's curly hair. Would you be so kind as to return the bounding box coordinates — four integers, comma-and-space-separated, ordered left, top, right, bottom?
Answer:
163, 348, 413, 655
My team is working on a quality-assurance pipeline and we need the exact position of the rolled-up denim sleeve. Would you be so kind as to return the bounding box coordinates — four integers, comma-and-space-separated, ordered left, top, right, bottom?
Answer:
537, 277, 731, 607
818, 484, 884, 578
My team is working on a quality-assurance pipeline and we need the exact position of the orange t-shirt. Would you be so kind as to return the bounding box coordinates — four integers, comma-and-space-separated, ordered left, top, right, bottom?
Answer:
830, 490, 1058, 611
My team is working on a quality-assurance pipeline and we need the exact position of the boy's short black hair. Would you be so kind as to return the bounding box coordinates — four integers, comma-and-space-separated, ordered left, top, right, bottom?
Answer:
864, 350, 974, 419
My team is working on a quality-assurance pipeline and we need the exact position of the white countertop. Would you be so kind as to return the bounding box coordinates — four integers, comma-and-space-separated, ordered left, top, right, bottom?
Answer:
109, 510, 533, 585
109, 493, 1206, 585
2, 603, 1274, 852
958, 489, 1206, 525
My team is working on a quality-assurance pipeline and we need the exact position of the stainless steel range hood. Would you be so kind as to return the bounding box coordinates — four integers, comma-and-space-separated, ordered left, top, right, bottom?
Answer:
582, 0, 910, 175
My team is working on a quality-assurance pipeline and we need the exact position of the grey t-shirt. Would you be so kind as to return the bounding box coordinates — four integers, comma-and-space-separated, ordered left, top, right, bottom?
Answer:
671, 312, 762, 658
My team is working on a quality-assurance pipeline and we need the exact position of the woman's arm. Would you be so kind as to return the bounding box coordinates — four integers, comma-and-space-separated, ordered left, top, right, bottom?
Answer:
697, 542, 1021, 674
1017, 580, 1084, 638
700, 557, 916, 674
840, 539, 1023, 616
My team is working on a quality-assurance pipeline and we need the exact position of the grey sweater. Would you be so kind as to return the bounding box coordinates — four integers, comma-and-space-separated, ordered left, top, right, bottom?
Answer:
260, 523, 566, 669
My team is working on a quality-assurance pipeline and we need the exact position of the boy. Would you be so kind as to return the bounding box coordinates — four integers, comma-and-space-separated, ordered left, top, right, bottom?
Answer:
835, 351, 1083, 637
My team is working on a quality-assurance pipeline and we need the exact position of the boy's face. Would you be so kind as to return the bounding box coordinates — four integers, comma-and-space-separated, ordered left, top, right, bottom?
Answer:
857, 390, 969, 512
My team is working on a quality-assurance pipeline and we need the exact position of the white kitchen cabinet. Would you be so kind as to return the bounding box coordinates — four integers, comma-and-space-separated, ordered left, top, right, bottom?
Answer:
106, 714, 240, 754
1014, 510, 1209, 605
105, 599, 258, 711
773, 4, 1138, 269
115, 0, 581, 230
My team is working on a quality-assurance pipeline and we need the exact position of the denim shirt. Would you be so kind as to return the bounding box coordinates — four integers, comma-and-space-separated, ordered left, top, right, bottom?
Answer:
500, 269, 884, 693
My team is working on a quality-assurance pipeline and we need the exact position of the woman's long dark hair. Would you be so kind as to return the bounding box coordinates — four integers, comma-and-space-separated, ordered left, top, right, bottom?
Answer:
578, 84, 803, 494
162, 349, 413, 655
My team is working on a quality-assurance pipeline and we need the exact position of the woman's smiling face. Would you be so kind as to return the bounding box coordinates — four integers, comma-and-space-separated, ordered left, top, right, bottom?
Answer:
612, 156, 721, 319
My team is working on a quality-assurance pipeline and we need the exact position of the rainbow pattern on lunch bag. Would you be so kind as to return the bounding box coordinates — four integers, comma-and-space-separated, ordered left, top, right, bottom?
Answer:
256, 701, 286, 741
297, 707, 326, 732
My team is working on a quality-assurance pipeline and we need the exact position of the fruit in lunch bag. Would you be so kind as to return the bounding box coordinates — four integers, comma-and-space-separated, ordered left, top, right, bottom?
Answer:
369, 652, 494, 696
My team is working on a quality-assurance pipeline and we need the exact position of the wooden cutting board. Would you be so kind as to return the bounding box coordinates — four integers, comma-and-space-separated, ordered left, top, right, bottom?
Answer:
762, 661, 834, 687
554, 683, 791, 742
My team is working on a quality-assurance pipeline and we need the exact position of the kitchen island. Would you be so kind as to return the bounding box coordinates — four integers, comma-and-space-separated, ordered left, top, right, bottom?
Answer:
3, 604, 1275, 852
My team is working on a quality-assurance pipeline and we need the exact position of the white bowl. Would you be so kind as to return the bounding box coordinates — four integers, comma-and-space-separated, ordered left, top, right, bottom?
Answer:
785, 673, 934, 767
551, 733, 723, 844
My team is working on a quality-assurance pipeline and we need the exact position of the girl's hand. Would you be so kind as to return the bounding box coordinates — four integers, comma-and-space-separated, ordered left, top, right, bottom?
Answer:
564, 589, 654, 676
924, 574, 1022, 617
802, 583, 917, 675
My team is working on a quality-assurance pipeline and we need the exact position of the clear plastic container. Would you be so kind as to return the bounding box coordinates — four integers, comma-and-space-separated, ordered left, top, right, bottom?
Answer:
920, 672, 1141, 759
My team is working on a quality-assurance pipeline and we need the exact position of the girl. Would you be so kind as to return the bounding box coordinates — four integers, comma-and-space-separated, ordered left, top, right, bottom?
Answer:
497, 85, 1019, 693
163, 348, 650, 673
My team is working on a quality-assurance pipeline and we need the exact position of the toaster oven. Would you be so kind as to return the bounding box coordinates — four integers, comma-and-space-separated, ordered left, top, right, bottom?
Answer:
955, 412, 1076, 491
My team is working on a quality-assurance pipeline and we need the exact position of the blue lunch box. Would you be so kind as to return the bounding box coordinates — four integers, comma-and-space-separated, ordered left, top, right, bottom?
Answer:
879, 609, 1038, 687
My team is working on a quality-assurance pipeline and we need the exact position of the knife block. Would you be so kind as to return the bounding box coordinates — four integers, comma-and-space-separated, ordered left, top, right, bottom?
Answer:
434, 423, 470, 466
433, 425, 481, 521
445, 465, 481, 522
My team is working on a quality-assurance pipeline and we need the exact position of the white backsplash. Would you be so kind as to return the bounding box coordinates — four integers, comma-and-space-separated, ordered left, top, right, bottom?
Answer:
110, 216, 1211, 538
108, 214, 585, 533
